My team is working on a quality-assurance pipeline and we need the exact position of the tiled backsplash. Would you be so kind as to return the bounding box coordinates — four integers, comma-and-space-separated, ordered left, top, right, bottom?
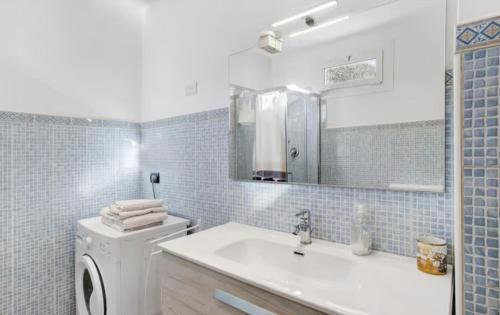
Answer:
141, 80, 455, 259
321, 120, 445, 188
0, 113, 141, 314
462, 46, 500, 315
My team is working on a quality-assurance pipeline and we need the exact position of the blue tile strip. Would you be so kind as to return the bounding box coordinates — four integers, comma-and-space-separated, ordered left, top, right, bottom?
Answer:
0, 111, 140, 129
462, 46, 500, 315
457, 16, 500, 53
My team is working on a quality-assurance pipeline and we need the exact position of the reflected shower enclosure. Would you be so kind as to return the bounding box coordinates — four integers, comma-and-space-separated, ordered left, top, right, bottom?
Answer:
231, 86, 320, 184
228, 0, 446, 192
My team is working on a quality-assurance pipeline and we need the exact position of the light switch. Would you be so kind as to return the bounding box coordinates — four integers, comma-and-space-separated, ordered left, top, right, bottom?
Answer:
185, 81, 198, 96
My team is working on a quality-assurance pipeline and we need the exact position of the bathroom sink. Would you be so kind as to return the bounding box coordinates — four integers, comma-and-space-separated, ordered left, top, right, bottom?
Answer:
214, 238, 352, 284
158, 223, 453, 315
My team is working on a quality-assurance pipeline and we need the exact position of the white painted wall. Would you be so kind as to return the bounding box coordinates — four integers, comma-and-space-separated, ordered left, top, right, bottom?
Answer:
458, 0, 500, 23
142, 0, 453, 122
230, 0, 446, 127
321, 3, 445, 127
141, 0, 325, 121
446, 0, 458, 69
229, 49, 271, 91
2, 0, 483, 122
0, 0, 144, 121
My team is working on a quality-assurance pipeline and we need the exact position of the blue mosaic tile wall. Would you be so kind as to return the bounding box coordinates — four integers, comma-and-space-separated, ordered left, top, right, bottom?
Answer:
0, 113, 141, 315
140, 80, 455, 260
0, 76, 454, 314
320, 120, 445, 188
462, 46, 500, 315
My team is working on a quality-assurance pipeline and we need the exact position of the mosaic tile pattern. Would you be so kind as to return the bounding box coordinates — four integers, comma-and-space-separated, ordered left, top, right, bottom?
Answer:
0, 111, 34, 123
0, 111, 141, 129
140, 82, 454, 260
457, 16, 500, 53
0, 120, 141, 315
320, 120, 445, 189
0, 123, 12, 315
462, 46, 500, 315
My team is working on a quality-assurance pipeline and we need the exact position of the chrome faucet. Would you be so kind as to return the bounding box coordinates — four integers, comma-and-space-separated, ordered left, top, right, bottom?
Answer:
293, 209, 313, 245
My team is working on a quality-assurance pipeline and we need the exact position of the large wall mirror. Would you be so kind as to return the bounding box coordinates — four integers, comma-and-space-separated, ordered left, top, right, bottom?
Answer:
229, 0, 447, 192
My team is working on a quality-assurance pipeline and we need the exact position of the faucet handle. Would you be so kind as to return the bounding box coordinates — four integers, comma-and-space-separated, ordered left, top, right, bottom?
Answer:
295, 209, 311, 220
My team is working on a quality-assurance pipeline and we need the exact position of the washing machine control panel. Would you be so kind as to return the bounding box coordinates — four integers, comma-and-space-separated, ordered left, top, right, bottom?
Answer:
99, 240, 112, 257
76, 234, 93, 249
85, 236, 92, 249
76, 232, 113, 258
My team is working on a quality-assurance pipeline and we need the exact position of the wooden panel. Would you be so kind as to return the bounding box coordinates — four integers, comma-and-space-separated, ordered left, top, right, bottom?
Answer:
160, 253, 328, 315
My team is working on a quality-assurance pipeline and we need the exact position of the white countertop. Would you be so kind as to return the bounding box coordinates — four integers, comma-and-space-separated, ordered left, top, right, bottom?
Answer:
158, 222, 453, 315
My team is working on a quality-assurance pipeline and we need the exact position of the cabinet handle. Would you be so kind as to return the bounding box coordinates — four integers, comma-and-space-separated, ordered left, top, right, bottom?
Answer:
214, 289, 277, 315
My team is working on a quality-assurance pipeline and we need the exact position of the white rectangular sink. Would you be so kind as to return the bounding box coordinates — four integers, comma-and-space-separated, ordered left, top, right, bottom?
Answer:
158, 223, 453, 315
215, 238, 353, 285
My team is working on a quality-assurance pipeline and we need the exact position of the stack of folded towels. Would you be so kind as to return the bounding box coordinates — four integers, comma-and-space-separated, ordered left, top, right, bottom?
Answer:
100, 199, 168, 232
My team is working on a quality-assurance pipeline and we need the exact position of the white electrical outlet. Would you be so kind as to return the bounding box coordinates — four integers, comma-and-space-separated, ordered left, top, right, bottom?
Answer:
185, 81, 198, 96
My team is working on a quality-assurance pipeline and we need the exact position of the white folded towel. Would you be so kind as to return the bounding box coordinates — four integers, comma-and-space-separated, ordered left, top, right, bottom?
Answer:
101, 216, 164, 232
101, 209, 168, 232
112, 199, 164, 212
104, 206, 167, 219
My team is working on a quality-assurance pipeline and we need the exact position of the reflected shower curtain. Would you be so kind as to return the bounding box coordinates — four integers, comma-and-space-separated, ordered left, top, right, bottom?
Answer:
253, 91, 287, 181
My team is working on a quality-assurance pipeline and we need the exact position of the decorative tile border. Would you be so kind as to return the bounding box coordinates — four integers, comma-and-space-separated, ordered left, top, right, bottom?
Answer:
0, 111, 34, 123
0, 111, 140, 129
457, 16, 500, 53
141, 108, 228, 129
0, 108, 228, 129
34, 114, 72, 125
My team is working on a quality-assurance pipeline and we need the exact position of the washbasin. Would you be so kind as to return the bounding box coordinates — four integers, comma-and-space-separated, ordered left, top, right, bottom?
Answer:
214, 238, 352, 284
158, 222, 453, 315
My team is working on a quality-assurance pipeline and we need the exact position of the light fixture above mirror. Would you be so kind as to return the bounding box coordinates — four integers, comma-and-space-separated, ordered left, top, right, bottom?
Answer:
271, 0, 338, 28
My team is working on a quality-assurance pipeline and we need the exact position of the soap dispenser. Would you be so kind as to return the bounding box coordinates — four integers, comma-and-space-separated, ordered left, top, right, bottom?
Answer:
351, 204, 372, 256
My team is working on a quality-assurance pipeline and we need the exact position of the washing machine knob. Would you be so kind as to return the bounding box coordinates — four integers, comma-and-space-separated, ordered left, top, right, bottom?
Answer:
85, 236, 92, 250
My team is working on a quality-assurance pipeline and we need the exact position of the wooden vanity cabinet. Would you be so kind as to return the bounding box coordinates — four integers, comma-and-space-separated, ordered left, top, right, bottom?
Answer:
160, 252, 328, 315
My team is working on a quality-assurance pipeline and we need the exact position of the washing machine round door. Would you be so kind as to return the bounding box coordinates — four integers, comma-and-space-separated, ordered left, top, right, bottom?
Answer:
76, 255, 106, 315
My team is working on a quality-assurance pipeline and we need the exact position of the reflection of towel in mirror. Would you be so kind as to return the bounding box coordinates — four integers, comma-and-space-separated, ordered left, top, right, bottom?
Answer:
253, 91, 287, 181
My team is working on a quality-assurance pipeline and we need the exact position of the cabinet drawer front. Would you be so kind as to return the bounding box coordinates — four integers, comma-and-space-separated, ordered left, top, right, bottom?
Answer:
160, 253, 327, 315
214, 289, 277, 315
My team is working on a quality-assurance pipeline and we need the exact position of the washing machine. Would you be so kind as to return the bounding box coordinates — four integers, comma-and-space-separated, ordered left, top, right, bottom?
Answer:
75, 215, 190, 315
